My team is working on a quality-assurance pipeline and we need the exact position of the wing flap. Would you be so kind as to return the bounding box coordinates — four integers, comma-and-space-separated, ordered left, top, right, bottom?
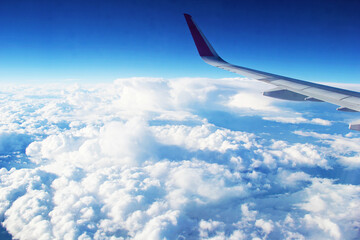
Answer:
303, 88, 348, 100
342, 97, 360, 105
271, 80, 312, 90
263, 88, 309, 101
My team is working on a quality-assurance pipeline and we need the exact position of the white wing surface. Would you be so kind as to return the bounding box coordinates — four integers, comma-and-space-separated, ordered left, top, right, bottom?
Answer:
184, 14, 360, 130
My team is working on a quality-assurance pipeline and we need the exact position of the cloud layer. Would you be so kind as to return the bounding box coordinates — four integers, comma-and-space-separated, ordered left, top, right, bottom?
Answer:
0, 77, 359, 239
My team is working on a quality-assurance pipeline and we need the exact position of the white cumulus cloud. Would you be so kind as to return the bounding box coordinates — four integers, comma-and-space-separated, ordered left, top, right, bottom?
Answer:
0, 78, 359, 240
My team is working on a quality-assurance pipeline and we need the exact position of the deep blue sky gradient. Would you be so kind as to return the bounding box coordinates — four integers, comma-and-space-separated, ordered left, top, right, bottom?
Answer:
0, 0, 359, 83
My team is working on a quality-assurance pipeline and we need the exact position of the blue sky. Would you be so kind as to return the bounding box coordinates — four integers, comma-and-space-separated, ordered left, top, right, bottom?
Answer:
0, 0, 359, 83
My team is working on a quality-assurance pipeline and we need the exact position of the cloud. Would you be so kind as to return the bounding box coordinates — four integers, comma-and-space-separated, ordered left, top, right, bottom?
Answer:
277, 170, 311, 187
262, 140, 329, 169
310, 118, 332, 126
255, 219, 274, 235
152, 123, 256, 153
263, 116, 332, 126
338, 155, 360, 168
199, 219, 225, 238
0, 78, 359, 239
294, 130, 360, 168
296, 178, 360, 240
303, 215, 341, 240
228, 92, 280, 112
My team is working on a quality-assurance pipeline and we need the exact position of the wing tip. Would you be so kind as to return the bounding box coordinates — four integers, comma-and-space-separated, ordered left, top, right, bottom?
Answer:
184, 14, 218, 58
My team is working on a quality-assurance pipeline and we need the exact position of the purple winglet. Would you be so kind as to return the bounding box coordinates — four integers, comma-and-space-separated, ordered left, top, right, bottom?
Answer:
184, 14, 215, 57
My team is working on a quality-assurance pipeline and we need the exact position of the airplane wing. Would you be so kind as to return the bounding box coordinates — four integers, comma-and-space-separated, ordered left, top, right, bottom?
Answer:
184, 14, 360, 131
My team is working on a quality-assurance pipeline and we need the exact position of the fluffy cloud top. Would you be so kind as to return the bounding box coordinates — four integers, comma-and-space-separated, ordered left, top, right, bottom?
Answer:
0, 77, 359, 239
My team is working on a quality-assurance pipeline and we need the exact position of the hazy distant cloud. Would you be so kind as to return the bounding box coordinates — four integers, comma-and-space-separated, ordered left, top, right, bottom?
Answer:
0, 78, 359, 239
224, 81, 332, 127
263, 116, 332, 126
